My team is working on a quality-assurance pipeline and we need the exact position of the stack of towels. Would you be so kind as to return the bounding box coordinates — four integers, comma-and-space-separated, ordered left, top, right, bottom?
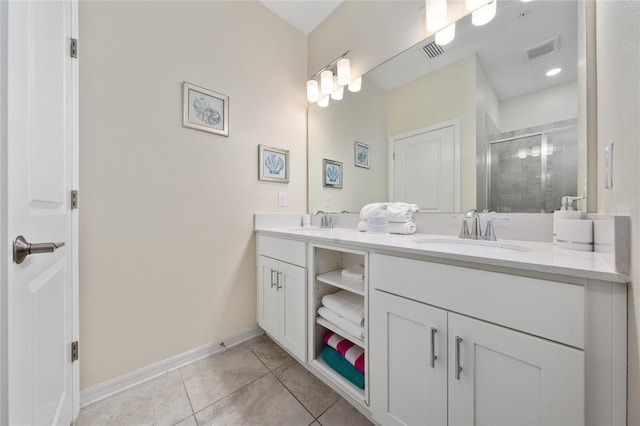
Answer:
317, 288, 365, 339
321, 331, 365, 389
358, 202, 419, 234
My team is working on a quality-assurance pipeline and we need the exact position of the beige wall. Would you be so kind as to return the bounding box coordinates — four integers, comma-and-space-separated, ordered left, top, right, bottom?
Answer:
595, 1, 640, 423
387, 55, 477, 211
308, 78, 387, 212
79, 1, 307, 388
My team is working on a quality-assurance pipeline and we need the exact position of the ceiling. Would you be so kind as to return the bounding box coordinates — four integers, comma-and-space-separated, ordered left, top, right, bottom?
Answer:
258, 0, 343, 35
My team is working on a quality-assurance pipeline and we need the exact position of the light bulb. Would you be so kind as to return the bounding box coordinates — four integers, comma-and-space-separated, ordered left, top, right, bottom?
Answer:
426, 0, 447, 33
531, 145, 541, 157
317, 96, 329, 108
472, 0, 496, 26
518, 148, 527, 159
320, 70, 334, 95
347, 76, 362, 93
306, 80, 319, 103
331, 86, 344, 101
545, 68, 562, 76
435, 22, 455, 45
337, 58, 351, 86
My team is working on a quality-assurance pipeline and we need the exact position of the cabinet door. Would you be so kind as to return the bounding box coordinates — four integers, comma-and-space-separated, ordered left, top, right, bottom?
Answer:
448, 312, 584, 426
258, 256, 279, 339
278, 261, 307, 361
370, 290, 448, 426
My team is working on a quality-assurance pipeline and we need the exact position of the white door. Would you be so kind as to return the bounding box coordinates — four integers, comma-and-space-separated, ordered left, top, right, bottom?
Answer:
370, 290, 447, 426
6, 1, 77, 424
278, 262, 306, 362
448, 313, 584, 426
393, 125, 457, 211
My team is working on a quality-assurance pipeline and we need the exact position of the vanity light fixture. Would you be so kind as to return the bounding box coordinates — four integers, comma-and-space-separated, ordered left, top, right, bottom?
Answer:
307, 51, 360, 105
518, 148, 528, 159
472, 0, 497, 26
435, 22, 456, 45
348, 76, 362, 93
317, 96, 330, 108
546, 67, 562, 76
426, 0, 448, 33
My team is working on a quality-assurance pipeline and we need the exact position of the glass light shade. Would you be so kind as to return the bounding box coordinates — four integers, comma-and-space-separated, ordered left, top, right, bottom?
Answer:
337, 58, 351, 86
472, 0, 496, 26
435, 23, 456, 45
331, 86, 344, 101
546, 67, 562, 76
426, 0, 447, 32
347, 76, 362, 93
465, 0, 486, 11
320, 70, 334, 95
518, 148, 527, 159
306, 79, 319, 103
317, 96, 329, 108
531, 145, 541, 157
546, 143, 554, 156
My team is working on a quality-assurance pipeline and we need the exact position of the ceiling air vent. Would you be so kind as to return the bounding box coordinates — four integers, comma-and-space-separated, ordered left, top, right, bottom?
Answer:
422, 41, 444, 59
523, 36, 560, 61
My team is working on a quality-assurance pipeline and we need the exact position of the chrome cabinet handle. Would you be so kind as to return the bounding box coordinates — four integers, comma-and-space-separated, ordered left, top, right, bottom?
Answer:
430, 327, 438, 368
276, 271, 283, 290
455, 336, 463, 380
13, 235, 65, 265
270, 269, 277, 288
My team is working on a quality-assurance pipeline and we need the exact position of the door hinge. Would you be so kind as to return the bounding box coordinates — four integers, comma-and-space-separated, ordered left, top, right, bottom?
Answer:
71, 341, 79, 362
71, 190, 78, 210
70, 38, 78, 58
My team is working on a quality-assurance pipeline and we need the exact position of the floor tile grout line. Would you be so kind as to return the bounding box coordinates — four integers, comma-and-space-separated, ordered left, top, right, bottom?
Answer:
178, 369, 197, 423
314, 397, 341, 422
270, 361, 317, 420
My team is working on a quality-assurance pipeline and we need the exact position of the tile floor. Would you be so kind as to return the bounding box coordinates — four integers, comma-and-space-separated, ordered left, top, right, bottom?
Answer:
76, 334, 374, 426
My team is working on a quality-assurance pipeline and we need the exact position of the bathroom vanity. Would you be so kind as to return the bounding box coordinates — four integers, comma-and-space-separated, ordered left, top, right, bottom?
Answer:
255, 218, 628, 426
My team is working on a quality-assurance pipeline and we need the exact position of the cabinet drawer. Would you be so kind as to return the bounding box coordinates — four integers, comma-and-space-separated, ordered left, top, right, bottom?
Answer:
370, 253, 585, 349
258, 235, 306, 267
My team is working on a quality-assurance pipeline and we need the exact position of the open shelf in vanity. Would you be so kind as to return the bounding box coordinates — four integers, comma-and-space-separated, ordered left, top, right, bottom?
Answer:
308, 244, 369, 405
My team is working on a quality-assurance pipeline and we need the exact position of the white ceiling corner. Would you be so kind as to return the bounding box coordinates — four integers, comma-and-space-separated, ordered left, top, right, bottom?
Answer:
259, 0, 343, 35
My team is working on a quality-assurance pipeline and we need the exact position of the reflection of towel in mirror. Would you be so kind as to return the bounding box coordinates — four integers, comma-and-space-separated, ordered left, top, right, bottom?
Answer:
360, 202, 419, 222
318, 307, 364, 339
357, 220, 416, 235
322, 290, 364, 326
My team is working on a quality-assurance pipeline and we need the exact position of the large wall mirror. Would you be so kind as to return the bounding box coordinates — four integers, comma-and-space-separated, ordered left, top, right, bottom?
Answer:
308, 0, 587, 214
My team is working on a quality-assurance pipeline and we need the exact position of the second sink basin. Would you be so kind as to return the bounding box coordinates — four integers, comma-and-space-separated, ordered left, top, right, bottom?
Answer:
413, 238, 532, 252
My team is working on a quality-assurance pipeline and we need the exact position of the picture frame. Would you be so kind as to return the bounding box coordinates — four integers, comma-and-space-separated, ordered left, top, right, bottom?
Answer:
354, 141, 370, 168
183, 81, 229, 136
323, 159, 343, 188
258, 145, 290, 183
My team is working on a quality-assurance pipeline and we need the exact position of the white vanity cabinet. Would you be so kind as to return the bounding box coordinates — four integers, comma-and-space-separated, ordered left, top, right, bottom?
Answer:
369, 252, 606, 426
257, 235, 306, 362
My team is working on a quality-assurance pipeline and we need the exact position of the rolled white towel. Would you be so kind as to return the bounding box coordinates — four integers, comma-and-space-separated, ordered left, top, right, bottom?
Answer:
322, 290, 365, 326
360, 202, 419, 222
357, 220, 416, 235
318, 306, 365, 339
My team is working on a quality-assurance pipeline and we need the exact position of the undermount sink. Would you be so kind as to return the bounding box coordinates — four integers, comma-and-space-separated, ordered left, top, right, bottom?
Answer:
413, 238, 532, 252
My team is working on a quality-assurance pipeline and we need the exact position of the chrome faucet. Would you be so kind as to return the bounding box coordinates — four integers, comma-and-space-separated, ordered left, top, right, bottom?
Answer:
459, 209, 509, 241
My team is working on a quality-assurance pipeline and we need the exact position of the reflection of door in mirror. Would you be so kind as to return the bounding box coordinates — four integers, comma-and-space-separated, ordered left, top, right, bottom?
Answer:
392, 123, 460, 212
489, 123, 577, 213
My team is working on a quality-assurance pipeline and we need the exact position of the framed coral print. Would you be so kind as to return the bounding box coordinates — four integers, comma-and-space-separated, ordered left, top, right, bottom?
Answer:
323, 159, 342, 188
258, 145, 290, 183
354, 141, 370, 168
183, 82, 229, 136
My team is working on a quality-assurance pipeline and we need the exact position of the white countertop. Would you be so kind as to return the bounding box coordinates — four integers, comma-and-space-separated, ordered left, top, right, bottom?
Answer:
256, 226, 629, 284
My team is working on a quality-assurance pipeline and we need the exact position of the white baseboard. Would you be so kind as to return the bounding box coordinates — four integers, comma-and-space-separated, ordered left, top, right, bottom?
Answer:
79, 326, 264, 407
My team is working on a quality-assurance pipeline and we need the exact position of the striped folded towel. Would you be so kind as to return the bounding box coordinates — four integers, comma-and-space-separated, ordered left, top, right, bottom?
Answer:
324, 331, 365, 373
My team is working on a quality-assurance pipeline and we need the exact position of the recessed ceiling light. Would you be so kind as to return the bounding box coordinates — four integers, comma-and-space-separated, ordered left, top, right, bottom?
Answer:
546, 68, 562, 76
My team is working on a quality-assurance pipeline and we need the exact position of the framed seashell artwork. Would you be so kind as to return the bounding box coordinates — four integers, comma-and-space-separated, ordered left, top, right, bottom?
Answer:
354, 141, 370, 168
323, 159, 343, 188
258, 144, 290, 183
183, 82, 229, 136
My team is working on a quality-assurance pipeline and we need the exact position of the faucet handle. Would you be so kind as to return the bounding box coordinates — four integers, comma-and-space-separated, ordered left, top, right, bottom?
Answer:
459, 220, 470, 239
484, 216, 509, 241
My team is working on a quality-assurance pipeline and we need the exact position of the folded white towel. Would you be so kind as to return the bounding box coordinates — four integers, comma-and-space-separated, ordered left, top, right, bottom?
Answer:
318, 306, 365, 339
341, 265, 365, 283
322, 290, 365, 326
358, 220, 417, 235
360, 202, 419, 223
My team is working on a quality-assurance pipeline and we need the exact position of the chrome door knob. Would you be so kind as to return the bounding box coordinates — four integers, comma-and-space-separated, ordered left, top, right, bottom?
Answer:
13, 235, 65, 265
